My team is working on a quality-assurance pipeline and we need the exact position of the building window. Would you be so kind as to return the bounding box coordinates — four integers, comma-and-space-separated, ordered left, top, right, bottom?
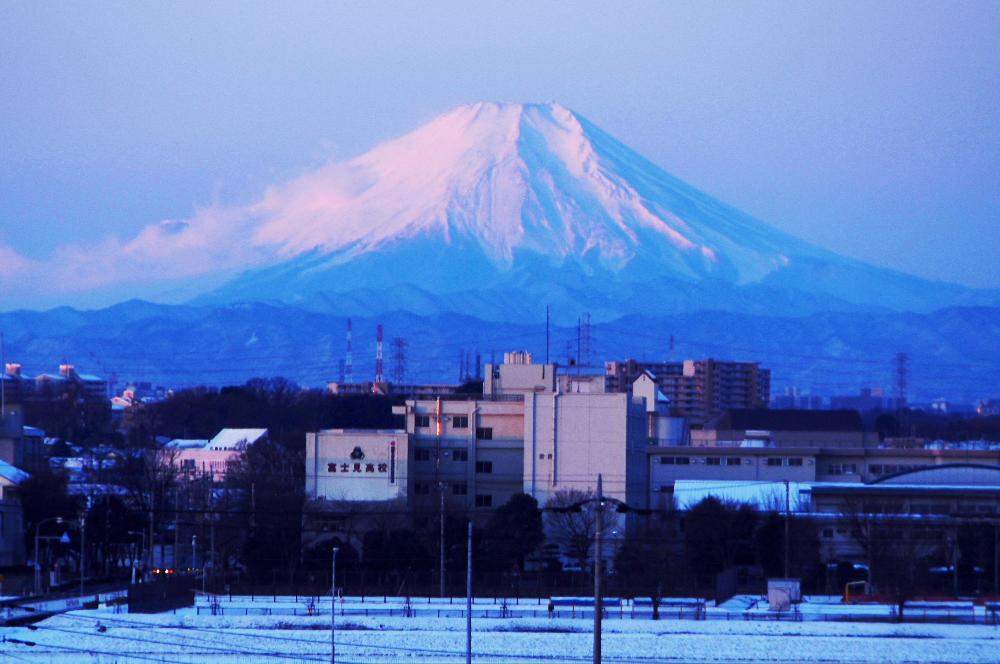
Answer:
475, 460, 493, 474
415, 448, 431, 462
452, 449, 468, 462
452, 415, 469, 429
475, 494, 493, 507
452, 482, 468, 496
660, 456, 675, 465
476, 427, 493, 440
706, 457, 721, 466
767, 458, 782, 467
827, 464, 842, 475
787, 457, 803, 467
415, 414, 431, 428
181, 459, 196, 470
726, 457, 742, 466
676, 456, 690, 465
415, 482, 431, 495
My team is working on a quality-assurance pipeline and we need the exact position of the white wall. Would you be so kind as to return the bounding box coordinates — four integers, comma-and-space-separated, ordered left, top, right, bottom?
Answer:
306, 430, 409, 502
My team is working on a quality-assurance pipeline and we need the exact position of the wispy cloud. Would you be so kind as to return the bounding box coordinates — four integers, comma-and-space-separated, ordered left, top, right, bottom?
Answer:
0, 204, 275, 308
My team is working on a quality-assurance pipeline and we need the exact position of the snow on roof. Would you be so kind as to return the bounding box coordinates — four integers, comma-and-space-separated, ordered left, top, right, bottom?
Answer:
165, 438, 210, 450
673, 480, 811, 511
208, 428, 268, 451
23, 425, 46, 437
0, 459, 30, 484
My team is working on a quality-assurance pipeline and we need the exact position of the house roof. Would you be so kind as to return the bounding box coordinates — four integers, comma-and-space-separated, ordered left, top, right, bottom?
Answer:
23, 425, 45, 438
0, 459, 30, 484
706, 409, 863, 432
208, 428, 268, 451
165, 438, 210, 450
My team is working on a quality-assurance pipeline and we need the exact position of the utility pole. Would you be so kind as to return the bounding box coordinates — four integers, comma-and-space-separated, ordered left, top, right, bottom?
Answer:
594, 473, 603, 664
466, 520, 473, 664
784, 480, 791, 579
331, 546, 339, 664
437, 398, 446, 598
191, 535, 197, 577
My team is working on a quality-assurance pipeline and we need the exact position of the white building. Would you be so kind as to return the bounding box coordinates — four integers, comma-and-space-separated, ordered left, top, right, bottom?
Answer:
305, 429, 408, 502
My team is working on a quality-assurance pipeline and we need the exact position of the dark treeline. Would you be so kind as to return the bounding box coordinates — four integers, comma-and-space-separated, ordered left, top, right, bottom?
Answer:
125, 377, 405, 450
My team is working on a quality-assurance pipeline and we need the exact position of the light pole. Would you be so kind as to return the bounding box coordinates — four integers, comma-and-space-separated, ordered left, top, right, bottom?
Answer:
331, 546, 339, 664
593, 474, 604, 664
191, 535, 198, 576
34, 516, 65, 595
465, 520, 473, 664
127, 530, 145, 585
79, 507, 87, 600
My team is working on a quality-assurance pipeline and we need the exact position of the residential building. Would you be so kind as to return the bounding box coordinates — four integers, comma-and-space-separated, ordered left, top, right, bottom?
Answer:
0, 459, 29, 566
166, 428, 268, 481
605, 358, 770, 425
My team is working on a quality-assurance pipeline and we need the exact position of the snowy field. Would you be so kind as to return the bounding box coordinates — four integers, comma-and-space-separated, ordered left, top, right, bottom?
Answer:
2, 596, 1000, 663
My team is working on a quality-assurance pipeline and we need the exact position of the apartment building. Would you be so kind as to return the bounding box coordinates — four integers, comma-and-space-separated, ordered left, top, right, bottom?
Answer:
605, 358, 770, 425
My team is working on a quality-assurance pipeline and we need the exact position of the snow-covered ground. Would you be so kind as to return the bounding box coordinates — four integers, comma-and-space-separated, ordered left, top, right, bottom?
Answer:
2, 596, 999, 663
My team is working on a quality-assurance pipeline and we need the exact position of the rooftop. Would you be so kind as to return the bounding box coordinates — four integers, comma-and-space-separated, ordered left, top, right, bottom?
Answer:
706, 409, 864, 432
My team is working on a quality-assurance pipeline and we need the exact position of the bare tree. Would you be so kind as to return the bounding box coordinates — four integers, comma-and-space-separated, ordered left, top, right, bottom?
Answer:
842, 498, 942, 619
544, 489, 617, 570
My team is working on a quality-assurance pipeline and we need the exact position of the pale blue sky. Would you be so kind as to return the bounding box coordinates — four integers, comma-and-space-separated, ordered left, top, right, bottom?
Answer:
1, 0, 998, 292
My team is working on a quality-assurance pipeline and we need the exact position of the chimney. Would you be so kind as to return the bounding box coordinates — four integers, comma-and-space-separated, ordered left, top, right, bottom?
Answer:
5, 363, 21, 377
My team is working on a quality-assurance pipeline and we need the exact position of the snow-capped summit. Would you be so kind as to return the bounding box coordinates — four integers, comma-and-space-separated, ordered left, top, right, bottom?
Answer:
199, 101, 995, 317
248, 101, 806, 280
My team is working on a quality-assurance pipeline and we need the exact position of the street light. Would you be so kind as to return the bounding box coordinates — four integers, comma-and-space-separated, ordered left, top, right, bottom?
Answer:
34, 516, 65, 595
543, 473, 651, 664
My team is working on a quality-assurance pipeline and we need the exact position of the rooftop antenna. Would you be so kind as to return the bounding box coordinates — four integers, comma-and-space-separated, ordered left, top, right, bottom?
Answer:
375, 324, 384, 384
345, 319, 354, 384
545, 306, 550, 365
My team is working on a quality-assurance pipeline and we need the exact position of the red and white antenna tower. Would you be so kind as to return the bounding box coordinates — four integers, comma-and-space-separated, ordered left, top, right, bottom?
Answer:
345, 319, 354, 384
375, 324, 384, 383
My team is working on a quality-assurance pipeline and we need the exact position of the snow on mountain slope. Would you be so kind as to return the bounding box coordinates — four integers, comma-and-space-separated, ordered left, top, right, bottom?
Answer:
245, 102, 809, 281
194, 101, 999, 316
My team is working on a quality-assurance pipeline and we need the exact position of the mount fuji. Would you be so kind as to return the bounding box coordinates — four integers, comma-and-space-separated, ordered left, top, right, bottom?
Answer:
4, 102, 999, 400
194, 102, 997, 320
